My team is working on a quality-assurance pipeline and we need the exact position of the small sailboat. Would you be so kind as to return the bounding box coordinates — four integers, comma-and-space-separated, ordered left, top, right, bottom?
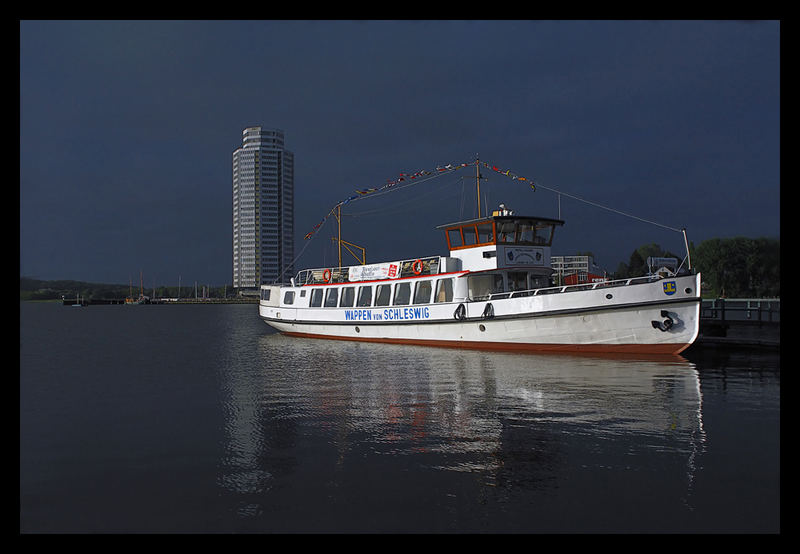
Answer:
125, 271, 149, 305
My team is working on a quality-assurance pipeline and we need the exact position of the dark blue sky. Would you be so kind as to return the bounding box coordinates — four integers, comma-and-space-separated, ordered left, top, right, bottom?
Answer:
20, 20, 780, 286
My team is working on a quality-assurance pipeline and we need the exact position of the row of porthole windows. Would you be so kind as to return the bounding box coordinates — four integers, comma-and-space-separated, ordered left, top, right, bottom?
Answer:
282, 278, 454, 308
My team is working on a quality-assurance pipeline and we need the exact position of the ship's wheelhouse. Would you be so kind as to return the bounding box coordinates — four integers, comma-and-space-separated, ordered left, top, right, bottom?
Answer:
437, 214, 564, 273
441, 215, 562, 251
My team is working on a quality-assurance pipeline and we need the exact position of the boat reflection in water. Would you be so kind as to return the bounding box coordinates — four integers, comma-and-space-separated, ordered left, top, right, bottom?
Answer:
218, 330, 706, 530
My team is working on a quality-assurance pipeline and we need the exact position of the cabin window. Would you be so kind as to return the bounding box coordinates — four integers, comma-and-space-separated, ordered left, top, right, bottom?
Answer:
357, 286, 373, 307
477, 222, 494, 244
283, 291, 295, 305
462, 225, 477, 246
413, 280, 432, 304
468, 274, 504, 300
508, 271, 528, 291
310, 288, 323, 307
435, 278, 453, 302
494, 274, 504, 292
324, 288, 339, 307
340, 287, 355, 307
261, 289, 271, 301
530, 274, 551, 289
447, 228, 463, 248
393, 282, 411, 305
375, 284, 392, 306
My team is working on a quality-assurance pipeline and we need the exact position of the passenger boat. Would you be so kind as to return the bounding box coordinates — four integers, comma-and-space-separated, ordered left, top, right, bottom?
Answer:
259, 194, 701, 355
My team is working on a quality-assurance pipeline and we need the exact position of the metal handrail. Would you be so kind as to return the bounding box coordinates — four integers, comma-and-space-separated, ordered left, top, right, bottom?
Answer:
470, 276, 662, 302
701, 298, 780, 323
486, 275, 660, 301
292, 262, 671, 302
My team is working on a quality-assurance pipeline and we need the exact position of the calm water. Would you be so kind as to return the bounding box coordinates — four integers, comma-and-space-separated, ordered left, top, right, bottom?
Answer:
19, 302, 780, 533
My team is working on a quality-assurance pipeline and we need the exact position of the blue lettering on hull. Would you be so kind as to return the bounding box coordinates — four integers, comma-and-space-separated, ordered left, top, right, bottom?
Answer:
344, 309, 374, 321
383, 307, 431, 321
343, 307, 431, 321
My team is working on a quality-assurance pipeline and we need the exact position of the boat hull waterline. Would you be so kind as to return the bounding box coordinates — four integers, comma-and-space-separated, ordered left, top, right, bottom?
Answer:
260, 273, 701, 355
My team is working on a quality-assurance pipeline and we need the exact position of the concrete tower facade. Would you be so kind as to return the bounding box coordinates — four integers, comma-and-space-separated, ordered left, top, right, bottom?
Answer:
232, 127, 294, 293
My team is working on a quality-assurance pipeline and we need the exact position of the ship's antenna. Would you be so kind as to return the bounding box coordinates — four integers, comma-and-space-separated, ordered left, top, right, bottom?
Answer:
475, 155, 487, 218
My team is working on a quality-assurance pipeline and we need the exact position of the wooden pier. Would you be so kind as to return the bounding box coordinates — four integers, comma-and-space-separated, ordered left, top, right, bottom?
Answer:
697, 298, 780, 348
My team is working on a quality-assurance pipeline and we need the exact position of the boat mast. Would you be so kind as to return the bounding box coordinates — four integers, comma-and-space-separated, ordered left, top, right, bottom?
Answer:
474, 155, 487, 218
331, 204, 366, 271
476, 155, 481, 218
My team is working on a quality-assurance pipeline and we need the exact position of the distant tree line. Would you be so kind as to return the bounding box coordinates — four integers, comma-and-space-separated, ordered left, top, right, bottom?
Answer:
21, 235, 780, 301
611, 244, 683, 280
20, 277, 235, 301
612, 236, 779, 298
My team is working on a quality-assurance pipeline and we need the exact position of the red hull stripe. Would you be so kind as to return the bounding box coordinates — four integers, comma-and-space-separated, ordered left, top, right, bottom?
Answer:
281, 331, 691, 356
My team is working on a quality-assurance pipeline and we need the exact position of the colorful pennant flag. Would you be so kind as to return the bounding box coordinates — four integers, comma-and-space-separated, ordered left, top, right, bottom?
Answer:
303, 159, 537, 240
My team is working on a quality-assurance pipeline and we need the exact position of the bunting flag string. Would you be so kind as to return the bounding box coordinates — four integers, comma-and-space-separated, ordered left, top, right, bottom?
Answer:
303, 159, 538, 240
482, 161, 536, 191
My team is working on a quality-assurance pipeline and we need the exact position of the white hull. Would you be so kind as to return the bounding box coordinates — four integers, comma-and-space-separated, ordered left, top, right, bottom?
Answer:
260, 273, 701, 355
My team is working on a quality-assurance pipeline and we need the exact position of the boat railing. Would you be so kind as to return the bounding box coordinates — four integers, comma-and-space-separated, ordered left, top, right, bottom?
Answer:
701, 298, 780, 323
483, 275, 661, 302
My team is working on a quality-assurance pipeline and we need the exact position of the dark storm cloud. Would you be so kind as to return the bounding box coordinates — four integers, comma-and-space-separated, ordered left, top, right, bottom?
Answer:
20, 20, 780, 284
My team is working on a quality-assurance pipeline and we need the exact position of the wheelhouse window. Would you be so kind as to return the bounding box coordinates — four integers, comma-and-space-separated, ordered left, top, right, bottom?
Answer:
357, 286, 372, 307
447, 228, 463, 249
477, 222, 494, 244
497, 220, 516, 243
517, 222, 534, 243
413, 280, 432, 304
462, 225, 477, 246
375, 284, 392, 306
533, 223, 554, 245
496, 219, 558, 246
447, 222, 495, 250
340, 287, 355, 307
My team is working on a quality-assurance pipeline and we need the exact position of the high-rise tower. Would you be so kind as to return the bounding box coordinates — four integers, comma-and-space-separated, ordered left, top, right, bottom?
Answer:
232, 127, 294, 293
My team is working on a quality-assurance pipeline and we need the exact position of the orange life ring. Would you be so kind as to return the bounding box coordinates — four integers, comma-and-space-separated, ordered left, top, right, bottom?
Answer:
323, 269, 332, 283
412, 259, 423, 275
